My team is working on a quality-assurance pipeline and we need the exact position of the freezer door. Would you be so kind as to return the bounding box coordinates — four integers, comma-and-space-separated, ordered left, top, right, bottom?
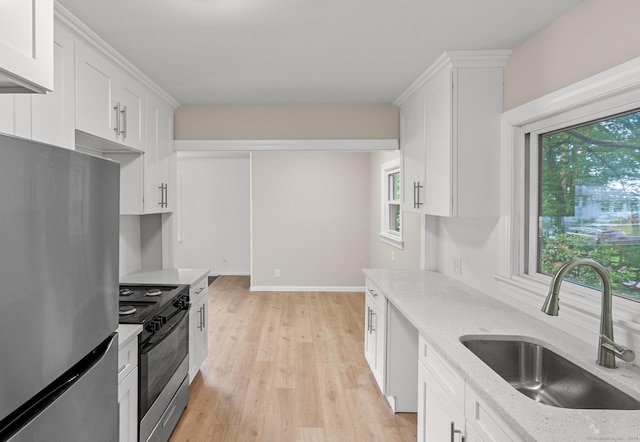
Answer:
0, 134, 120, 420
2, 335, 118, 442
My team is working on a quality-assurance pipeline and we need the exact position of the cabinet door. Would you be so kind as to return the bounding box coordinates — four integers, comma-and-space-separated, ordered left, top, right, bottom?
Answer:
400, 91, 425, 213
189, 293, 208, 383
118, 367, 138, 442
145, 95, 174, 213
118, 73, 146, 152
0, 0, 53, 93
423, 67, 453, 216
76, 41, 119, 142
418, 361, 465, 442
31, 22, 75, 149
364, 295, 378, 379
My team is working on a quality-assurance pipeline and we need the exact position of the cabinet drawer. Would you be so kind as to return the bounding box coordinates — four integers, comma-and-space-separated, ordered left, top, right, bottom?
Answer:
365, 279, 387, 314
189, 276, 208, 302
419, 334, 465, 410
118, 335, 138, 384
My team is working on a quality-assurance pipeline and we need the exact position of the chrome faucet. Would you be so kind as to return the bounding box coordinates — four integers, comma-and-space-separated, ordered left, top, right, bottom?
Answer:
541, 258, 635, 368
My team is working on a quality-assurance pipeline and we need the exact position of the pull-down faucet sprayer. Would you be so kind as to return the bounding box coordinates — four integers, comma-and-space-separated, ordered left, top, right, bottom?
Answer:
542, 258, 635, 368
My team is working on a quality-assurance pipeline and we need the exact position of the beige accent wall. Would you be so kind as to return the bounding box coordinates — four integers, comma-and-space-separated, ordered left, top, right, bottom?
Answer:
504, 0, 640, 110
174, 104, 399, 140
368, 150, 420, 269
251, 151, 370, 289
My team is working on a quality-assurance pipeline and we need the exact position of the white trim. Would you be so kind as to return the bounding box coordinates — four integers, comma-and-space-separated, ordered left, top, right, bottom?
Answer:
174, 139, 399, 152
250, 285, 365, 292
394, 50, 512, 106
379, 233, 404, 250
497, 55, 640, 353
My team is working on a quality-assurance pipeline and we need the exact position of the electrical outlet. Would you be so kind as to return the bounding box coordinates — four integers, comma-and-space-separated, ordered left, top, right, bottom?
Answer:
453, 257, 462, 274
391, 250, 395, 262
274, 269, 281, 277
222, 258, 228, 265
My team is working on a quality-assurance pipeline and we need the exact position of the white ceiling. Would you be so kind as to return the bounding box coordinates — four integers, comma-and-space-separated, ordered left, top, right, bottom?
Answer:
57, 0, 582, 105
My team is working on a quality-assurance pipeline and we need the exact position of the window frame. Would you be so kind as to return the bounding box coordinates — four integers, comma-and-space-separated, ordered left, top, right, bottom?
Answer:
380, 158, 403, 249
497, 58, 640, 346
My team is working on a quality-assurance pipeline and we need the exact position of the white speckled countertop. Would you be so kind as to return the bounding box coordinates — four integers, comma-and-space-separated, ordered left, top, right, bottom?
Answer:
117, 324, 142, 348
120, 268, 210, 286
363, 269, 640, 442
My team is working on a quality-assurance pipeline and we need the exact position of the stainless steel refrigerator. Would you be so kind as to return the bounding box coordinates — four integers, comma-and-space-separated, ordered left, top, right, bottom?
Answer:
0, 133, 120, 441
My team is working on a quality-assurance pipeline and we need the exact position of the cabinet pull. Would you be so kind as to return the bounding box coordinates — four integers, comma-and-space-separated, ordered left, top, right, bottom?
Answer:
414, 181, 423, 209
367, 307, 372, 333
120, 105, 128, 139
370, 310, 376, 333
200, 305, 205, 330
450, 422, 464, 442
158, 183, 168, 208
369, 288, 378, 298
113, 102, 121, 137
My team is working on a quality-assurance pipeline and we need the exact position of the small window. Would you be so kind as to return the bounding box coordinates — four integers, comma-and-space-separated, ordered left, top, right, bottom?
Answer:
380, 158, 403, 249
537, 109, 640, 301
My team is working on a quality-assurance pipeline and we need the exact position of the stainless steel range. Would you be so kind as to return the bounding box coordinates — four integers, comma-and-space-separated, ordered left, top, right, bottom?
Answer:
118, 284, 190, 442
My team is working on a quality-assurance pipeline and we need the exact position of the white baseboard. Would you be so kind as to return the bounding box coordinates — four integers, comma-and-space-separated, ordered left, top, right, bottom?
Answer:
250, 285, 365, 293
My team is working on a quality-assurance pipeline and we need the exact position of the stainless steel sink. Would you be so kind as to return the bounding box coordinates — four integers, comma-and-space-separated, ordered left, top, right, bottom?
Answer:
460, 337, 640, 410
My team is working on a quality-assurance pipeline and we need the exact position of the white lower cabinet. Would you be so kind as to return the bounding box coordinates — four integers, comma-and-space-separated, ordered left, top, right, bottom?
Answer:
364, 287, 386, 392
465, 383, 519, 441
118, 333, 139, 442
189, 275, 209, 383
364, 279, 418, 412
418, 333, 517, 442
118, 367, 138, 442
418, 361, 465, 442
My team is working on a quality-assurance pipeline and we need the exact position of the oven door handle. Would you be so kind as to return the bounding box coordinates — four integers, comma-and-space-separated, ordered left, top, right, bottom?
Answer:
140, 309, 188, 355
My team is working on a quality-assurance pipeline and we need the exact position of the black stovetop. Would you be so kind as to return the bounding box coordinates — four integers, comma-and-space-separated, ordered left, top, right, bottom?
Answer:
118, 284, 188, 324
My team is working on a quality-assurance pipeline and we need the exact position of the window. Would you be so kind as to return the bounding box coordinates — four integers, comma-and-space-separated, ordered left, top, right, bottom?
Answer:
537, 110, 640, 301
497, 57, 640, 349
380, 158, 403, 248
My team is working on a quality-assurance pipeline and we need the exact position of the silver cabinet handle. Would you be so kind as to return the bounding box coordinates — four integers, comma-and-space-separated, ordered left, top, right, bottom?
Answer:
113, 102, 121, 137
451, 422, 464, 442
120, 105, 128, 139
164, 183, 168, 207
370, 310, 376, 333
200, 305, 205, 330
414, 181, 423, 209
369, 288, 378, 298
158, 183, 168, 208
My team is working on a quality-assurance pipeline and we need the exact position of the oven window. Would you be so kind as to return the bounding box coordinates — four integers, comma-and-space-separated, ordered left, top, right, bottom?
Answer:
139, 312, 189, 414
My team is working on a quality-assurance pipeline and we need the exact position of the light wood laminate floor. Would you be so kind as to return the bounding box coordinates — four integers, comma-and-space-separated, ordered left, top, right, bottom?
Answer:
170, 275, 417, 441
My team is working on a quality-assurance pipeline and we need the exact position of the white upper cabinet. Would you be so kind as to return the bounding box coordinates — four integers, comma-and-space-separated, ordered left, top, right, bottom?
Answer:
30, 21, 76, 149
0, 0, 53, 94
397, 50, 511, 217
76, 40, 146, 152
145, 94, 174, 213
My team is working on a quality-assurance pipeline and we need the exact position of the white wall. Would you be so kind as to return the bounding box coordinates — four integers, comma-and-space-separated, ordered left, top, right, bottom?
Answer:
119, 215, 141, 276
251, 151, 370, 290
176, 152, 251, 275
504, 0, 640, 110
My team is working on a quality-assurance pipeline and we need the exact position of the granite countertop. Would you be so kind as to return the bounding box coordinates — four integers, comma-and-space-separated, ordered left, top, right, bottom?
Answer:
363, 268, 640, 442
117, 324, 142, 348
120, 268, 210, 286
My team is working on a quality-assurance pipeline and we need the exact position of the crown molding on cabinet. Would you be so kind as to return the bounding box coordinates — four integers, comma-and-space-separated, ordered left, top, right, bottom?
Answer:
174, 139, 399, 152
54, 1, 180, 109
393, 49, 513, 107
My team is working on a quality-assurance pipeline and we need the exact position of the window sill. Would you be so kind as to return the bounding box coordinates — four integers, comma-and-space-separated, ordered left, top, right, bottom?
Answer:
379, 233, 404, 250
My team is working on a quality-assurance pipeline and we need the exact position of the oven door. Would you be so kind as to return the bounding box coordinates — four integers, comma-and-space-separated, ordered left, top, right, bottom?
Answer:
139, 309, 189, 416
